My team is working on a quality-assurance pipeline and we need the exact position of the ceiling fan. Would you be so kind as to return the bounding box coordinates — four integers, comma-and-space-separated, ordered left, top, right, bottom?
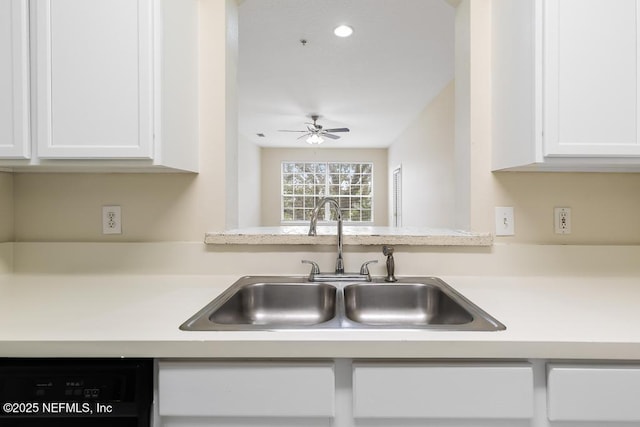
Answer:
279, 115, 350, 144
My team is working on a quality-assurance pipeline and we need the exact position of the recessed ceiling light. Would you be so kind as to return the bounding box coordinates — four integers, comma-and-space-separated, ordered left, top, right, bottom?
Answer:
334, 25, 353, 38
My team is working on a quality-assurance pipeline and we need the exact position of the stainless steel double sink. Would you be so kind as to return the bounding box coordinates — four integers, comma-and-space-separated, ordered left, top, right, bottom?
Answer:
180, 276, 505, 331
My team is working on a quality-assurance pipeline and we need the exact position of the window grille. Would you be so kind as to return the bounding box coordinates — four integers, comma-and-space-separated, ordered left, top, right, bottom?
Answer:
281, 161, 373, 223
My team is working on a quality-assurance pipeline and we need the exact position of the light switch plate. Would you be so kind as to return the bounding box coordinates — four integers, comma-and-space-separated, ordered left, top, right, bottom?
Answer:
495, 207, 515, 236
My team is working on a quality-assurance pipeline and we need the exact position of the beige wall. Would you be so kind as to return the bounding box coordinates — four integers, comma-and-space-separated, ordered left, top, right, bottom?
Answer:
13, 173, 206, 241
260, 148, 388, 226
454, 0, 471, 230
6, 0, 640, 246
237, 135, 262, 228
493, 172, 640, 244
468, 0, 493, 233
388, 80, 455, 228
0, 173, 13, 242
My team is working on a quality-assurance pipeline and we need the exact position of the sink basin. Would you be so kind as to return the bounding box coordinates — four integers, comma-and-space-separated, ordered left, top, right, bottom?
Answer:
209, 282, 337, 326
181, 277, 338, 330
344, 283, 473, 326
180, 276, 505, 331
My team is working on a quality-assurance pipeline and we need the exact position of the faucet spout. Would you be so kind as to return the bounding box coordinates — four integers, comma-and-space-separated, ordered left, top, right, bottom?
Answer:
308, 197, 344, 274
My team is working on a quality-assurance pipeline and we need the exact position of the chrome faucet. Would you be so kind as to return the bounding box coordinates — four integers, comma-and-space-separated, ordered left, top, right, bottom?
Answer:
305, 197, 377, 281
308, 197, 344, 274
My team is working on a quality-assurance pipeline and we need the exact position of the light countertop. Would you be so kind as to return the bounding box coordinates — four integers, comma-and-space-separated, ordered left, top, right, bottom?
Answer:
205, 226, 493, 246
1, 273, 639, 360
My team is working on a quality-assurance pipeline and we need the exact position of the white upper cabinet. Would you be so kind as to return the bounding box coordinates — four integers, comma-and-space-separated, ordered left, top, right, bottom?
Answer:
34, 0, 153, 159
0, 0, 198, 172
0, 0, 30, 159
545, 0, 640, 156
493, 0, 640, 171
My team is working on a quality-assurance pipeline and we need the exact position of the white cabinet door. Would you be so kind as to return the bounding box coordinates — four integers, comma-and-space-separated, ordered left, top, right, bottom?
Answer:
544, 0, 640, 157
352, 362, 534, 420
0, 0, 30, 159
33, 0, 153, 159
548, 364, 640, 422
493, 0, 640, 170
158, 361, 335, 427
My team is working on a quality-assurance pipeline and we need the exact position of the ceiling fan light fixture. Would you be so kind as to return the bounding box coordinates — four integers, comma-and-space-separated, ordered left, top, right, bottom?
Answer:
306, 134, 324, 145
333, 25, 354, 38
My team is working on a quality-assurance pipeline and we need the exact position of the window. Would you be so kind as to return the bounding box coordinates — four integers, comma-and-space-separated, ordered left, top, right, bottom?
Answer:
281, 161, 373, 223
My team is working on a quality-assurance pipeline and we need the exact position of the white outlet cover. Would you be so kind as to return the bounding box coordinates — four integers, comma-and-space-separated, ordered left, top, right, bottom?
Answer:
102, 205, 122, 235
495, 207, 515, 236
554, 207, 571, 234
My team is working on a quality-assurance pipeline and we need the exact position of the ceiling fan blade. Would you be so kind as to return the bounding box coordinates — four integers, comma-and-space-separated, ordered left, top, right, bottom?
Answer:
281, 118, 349, 142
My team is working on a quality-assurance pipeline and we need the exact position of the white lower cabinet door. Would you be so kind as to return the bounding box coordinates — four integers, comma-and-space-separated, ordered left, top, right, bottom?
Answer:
548, 364, 640, 422
352, 362, 534, 421
157, 361, 335, 427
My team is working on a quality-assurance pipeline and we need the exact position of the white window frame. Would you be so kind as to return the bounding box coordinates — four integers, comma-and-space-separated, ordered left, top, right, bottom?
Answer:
280, 161, 374, 225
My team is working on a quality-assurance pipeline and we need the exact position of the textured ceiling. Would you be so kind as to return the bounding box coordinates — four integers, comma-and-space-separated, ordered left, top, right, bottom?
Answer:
238, 0, 455, 148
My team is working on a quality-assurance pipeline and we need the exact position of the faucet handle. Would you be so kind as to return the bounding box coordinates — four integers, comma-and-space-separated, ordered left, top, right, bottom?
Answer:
301, 260, 321, 280
359, 260, 378, 277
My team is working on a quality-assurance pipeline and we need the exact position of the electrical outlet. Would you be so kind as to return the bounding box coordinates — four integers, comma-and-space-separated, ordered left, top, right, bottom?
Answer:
554, 207, 571, 234
495, 207, 515, 236
102, 205, 122, 235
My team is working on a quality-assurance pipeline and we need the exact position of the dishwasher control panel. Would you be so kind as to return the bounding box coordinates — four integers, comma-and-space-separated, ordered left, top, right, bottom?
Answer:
0, 358, 152, 426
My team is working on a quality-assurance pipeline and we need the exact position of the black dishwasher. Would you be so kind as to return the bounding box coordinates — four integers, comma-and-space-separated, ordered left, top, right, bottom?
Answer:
0, 358, 153, 426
